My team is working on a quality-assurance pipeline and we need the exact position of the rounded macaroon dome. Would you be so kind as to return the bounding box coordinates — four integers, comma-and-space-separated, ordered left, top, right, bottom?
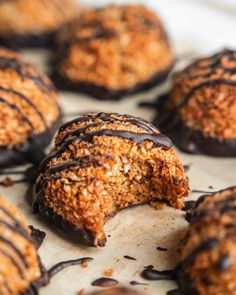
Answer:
34, 112, 189, 247
0, 0, 79, 48
0, 47, 61, 167
178, 186, 236, 295
53, 4, 174, 100
154, 48, 236, 157
0, 196, 41, 295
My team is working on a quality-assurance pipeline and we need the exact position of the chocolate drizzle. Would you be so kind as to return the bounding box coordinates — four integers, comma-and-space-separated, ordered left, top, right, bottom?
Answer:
141, 267, 175, 281
149, 49, 236, 156
91, 277, 119, 287
129, 281, 148, 286
124, 255, 137, 260
40, 112, 172, 172
0, 55, 56, 94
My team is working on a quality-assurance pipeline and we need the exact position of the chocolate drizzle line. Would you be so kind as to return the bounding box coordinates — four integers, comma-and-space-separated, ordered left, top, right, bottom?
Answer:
124, 255, 136, 261
91, 277, 119, 287
129, 281, 149, 286
141, 267, 175, 281
0, 54, 56, 94
26, 257, 93, 295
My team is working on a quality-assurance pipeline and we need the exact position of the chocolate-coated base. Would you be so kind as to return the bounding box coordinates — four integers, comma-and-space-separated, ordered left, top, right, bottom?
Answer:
33, 194, 104, 247
0, 116, 61, 168
153, 99, 236, 157
51, 64, 174, 100
0, 31, 56, 49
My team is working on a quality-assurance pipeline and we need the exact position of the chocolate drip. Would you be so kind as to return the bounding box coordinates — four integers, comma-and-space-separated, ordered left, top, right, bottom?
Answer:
124, 255, 137, 260
29, 226, 46, 250
91, 277, 119, 287
129, 281, 148, 286
47, 257, 93, 278
24, 257, 93, 295
141, 267, 175, 281
157, 246, 168, 251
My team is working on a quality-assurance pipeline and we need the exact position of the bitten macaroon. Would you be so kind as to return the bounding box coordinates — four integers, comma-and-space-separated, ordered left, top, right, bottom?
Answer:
34, 112, 189, 247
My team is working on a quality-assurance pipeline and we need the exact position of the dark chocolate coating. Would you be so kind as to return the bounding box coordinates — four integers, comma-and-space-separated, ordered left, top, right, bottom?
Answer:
0, 115, 62, 168
32, 197, 104, 247
153, 95, 236, 157
0, 30, 56, 49
51, 63, 174, 101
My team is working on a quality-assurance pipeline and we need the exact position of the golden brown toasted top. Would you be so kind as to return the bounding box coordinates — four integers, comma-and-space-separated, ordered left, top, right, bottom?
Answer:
0, 0, 79, 35
0, 47, 60, 147
0, 196, 41, 295
55, 4, 174, 89
169, 49, 236, 139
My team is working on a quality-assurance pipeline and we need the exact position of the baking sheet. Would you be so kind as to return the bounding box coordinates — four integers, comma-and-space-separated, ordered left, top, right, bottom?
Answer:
1, 1, 236, 294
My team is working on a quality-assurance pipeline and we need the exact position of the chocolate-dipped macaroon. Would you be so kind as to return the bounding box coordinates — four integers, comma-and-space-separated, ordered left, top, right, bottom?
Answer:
177, 186, 236, 294
0, 195, 93, 294
34, 112, 189, 247
0, 196, 41, 295
153, 49, 236, 157
0, 0, 78, 48
0, 47, 61, 168
52, 4, 174, 100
